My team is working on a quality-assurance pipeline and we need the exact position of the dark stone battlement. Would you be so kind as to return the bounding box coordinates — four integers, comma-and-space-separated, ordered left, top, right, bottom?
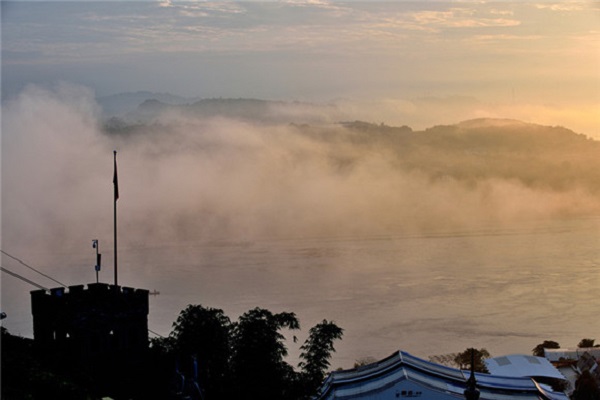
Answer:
31, 282, 149, 363
32, 283, 149, 315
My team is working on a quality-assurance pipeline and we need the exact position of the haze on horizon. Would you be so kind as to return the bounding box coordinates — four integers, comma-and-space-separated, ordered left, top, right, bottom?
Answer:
1, 0, 599, 137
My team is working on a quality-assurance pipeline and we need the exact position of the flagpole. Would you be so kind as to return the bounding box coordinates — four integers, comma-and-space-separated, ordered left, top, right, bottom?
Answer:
113, 150, 119, 287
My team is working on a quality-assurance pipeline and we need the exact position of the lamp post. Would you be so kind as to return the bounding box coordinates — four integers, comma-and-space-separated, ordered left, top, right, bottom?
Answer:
464, 349, 480, 400
92, 239, 101, 283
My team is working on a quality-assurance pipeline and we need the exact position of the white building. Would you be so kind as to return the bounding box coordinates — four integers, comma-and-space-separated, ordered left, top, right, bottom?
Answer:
544, 348, 600, 363
317, 351, 568, 400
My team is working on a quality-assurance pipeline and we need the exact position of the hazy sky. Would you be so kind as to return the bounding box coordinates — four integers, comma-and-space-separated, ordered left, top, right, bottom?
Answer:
1, 1, 599, 135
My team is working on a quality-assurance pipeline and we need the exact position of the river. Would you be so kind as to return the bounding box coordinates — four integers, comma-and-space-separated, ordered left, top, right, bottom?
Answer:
2, 216, 599, 369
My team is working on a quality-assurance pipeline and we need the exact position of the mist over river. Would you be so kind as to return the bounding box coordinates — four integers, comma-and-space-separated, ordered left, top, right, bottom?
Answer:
4, 216, 598, 369
2, 88, 600, 370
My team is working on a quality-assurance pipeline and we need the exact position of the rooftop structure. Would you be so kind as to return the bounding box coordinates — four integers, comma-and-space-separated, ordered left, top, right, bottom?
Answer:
544, 348, 600, 363
317, 351, 569, 400
485, 355, 566, 380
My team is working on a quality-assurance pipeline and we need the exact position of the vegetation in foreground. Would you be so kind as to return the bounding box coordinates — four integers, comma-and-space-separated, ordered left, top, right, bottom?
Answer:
149, 305, 343, 400
1, 305, 342, 400
4, 317, 600, 399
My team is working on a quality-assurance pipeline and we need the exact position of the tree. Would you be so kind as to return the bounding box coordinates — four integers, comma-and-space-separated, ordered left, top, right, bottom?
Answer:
453, 348, 490, 372
532, 340, 560, 357
146, 305, 344, 400
354, 356, 378, 368
230, 308, 300, 400
298, 320, 344, 395
169, 305, 233, 398
577, 338, 599, 348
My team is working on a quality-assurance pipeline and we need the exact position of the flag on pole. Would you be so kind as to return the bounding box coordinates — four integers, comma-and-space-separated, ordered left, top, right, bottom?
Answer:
113, 151, 119, 201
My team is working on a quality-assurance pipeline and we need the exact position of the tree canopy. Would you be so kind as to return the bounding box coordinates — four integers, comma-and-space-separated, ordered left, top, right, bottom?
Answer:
230, 308, 301, 399
453, 348, 490, 372
577, 338, 599, 348
299, 320, 344, 394
169, 305, 233, 396
532, 340, 560, 357
150, 304, 343, 400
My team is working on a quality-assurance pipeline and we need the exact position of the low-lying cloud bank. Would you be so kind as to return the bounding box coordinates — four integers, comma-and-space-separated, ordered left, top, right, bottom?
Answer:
3, 85, 600, 256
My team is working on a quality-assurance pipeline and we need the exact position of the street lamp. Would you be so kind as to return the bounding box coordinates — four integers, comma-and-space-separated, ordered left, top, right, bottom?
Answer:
464, 349, 480, 400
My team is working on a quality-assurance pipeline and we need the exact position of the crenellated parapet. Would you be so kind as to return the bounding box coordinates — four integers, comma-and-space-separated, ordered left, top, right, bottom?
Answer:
31, 283, 149, 362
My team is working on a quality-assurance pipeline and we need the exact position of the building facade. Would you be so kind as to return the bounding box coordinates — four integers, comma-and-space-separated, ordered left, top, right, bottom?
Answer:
317, 351, 569, 400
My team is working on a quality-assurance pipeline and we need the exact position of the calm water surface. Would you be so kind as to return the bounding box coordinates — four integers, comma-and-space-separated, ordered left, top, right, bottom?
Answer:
3, 217, 599, 369
140, 216, 600, 367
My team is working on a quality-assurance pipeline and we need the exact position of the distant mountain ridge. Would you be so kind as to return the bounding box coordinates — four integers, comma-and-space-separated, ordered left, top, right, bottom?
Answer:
99, 93, 600, 197
97, 91, 202, 117
102, 95, 343, 125
101, 93, 600, 197
456, 118, 530, 129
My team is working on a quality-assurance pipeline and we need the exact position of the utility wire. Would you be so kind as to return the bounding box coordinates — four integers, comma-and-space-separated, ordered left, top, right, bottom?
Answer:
2, 250, 169, 340
2, 250, 168, 338
0, 250, 67, 288
148, 328, 166, 338
0, 250, 169, 338
1, 266, 48, 290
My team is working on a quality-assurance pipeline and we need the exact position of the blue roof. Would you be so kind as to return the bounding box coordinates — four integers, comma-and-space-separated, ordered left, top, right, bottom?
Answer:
317, 350, 569, 400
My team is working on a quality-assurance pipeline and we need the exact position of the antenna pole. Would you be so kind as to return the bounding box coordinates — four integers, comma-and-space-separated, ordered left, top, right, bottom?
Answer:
464, 349, 480, 400
113, 150, 119, 287
93, 239, 101, 283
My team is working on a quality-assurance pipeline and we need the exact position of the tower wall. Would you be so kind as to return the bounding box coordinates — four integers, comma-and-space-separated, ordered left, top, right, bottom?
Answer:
31, 283, 149, 361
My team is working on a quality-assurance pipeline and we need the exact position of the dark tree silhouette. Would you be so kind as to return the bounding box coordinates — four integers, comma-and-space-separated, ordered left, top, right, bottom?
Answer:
532, 340, 560, 357
230, 307, 300, 400
169, 305, 232, 398
299, 320, 344, 395
453, 348, 490, 372
146, 305, 343, 400
577, 338, 599, 348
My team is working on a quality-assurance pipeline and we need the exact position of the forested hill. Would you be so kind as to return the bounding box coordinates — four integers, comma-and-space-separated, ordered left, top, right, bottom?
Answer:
306, 119, 600, 194
104, 97, 343, 125
102, 97, 600, 198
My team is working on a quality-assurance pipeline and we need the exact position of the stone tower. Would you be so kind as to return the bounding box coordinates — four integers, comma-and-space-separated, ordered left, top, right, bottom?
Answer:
31, 283, 149, 363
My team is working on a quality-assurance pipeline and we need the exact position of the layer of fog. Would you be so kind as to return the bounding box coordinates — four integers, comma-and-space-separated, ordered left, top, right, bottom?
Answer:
3, 84, 600, 365
3, 83, 600, 259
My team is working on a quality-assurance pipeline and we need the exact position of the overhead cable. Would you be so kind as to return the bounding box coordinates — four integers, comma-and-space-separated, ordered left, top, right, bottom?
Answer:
1, 266, 48, 290
0, 250, 67, 287
148, 328, 166, 338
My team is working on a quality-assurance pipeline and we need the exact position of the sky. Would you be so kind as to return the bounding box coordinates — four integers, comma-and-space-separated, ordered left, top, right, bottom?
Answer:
1, 0, 599, 136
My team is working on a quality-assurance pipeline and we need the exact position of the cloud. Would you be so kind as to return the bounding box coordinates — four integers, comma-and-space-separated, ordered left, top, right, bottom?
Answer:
2, 0, 595, 110
409, 8, 520, 31
534, 3, 584, 12
489, 9, 514, 16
